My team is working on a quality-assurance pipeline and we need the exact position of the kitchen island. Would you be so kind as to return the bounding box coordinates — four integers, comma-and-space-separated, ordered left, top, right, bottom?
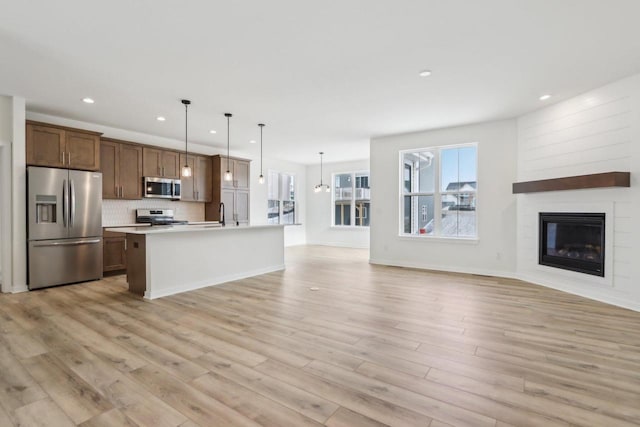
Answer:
105, 224, 285, 299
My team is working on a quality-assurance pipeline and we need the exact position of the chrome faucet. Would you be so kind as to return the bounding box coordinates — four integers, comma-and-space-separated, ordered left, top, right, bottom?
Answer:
219, 202, 225, 226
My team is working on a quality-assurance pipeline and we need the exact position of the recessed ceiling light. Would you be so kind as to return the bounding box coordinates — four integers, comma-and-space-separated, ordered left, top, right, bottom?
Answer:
418, 70, 432, 77
249, 140, 256, 144
539, 94, 552, 101
156, 116, 166, 122
209, 130, 217, 134
82, 97, 95, 104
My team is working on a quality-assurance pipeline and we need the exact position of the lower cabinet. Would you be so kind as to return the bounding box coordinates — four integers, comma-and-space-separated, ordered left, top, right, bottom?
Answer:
103, 230, 126, 273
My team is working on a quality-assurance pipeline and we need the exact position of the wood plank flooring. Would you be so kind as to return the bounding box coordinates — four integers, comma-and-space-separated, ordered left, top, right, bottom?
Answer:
1, 245, 640, 426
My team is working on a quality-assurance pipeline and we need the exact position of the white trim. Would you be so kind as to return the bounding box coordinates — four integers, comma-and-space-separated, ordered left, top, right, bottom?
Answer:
398, 143, 478, 239
307, 241, 369, 249
533, 201, 614, 287
369, 258, 640, 312
331, 170, 370, 227
518, 273, 640, 313
369, 258, 517, 280
396, 235, 479, 244
144, 264, 286, 300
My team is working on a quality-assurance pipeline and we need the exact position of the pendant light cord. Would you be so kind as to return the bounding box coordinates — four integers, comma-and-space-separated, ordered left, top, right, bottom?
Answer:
227, 115, 231, 171
260, 124, 264, 176
184, 103, 188, 158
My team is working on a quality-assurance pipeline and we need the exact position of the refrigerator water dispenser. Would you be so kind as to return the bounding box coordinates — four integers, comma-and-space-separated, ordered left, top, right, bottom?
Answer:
35, 195, 57, 223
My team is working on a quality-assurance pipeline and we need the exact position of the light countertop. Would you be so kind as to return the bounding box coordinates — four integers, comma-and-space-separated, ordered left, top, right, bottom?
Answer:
105, 223, 285, 235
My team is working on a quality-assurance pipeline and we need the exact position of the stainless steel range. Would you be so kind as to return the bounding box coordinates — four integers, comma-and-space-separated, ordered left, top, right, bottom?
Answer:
136, 208, 188, 226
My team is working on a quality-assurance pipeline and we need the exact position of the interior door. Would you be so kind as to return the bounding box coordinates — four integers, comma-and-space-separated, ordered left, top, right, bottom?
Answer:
68, 170, 103, 238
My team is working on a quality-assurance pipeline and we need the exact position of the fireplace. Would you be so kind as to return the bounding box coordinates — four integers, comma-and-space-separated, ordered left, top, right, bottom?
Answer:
539, 212, 605, 277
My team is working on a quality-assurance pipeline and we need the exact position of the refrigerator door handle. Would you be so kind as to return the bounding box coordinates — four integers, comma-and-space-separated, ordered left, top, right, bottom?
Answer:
32, 239, 101, 247
62, 179, 68, 227
70, 179, 76, 227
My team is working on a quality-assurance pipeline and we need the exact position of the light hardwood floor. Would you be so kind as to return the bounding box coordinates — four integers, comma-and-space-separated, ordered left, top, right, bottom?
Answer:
1, 245, 640, 426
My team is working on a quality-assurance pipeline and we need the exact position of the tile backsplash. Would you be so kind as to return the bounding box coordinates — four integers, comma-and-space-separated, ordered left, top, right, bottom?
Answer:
102, 199, 205, 226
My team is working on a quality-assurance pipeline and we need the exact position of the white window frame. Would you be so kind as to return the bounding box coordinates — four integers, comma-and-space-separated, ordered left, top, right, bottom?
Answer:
267, 169, 297, 225
331, 170, 370, 228
398, 143, 478, 240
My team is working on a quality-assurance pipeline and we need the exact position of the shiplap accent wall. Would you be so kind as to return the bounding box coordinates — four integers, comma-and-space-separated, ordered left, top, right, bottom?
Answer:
516, 73, 640, 311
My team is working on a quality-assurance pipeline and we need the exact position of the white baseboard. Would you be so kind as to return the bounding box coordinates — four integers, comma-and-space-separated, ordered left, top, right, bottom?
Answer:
306, 241, 370, 249
369, 258, 640, 312
144, 264, 286, 300
368, 258, 518, 280
517, 273, 640, 313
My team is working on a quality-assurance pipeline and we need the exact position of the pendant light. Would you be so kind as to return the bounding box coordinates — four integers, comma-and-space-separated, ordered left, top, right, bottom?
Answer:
314, 152, 331, 193
224, 113, 233, 181
181, 99, 192, 177
258, 123, 265, 184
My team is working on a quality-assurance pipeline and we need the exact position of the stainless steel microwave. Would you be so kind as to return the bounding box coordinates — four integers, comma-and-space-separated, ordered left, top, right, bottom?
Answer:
143, 177, 181, 200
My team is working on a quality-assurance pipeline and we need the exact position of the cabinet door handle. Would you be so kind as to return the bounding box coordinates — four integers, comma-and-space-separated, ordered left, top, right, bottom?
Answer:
157, 166, 160, 175
120, 186, 123, 198
67, 152, 71, 165
61, 152, 65, 165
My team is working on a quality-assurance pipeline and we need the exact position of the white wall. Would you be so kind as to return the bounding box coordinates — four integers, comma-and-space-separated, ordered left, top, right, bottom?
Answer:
0, 97, 11, 291
369, 120, 518, 276
0, 96, 27, 293
516, 73, 640, 311
305, 159, 370, 248
250, 156, 307, 246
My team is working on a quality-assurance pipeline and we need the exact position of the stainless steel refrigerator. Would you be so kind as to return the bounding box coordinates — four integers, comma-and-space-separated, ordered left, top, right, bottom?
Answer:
27, 166, 103, 290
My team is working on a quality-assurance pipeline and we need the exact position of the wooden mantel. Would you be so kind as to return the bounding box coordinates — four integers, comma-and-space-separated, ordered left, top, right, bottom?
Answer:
512, 172, 630, 194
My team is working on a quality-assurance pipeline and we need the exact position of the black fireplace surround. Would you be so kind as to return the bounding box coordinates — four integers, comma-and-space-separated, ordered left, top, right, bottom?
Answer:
539, 212, 605, 277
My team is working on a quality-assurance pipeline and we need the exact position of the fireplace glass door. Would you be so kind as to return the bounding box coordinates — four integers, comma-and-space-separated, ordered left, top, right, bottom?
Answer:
539, 212, 605, 277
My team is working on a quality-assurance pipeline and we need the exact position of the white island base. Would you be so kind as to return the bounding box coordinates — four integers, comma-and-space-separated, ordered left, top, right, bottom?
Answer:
107, 224, 285, 299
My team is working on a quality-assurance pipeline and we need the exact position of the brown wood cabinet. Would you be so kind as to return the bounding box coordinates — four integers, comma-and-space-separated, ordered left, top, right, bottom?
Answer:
206, 155, 250, 225
103, 230, 127, 273
220, 157, 250, 190
26, 121, 101, 171
143, 147, 180, 179
101, 138, 143, 199
180, 154, 212, 202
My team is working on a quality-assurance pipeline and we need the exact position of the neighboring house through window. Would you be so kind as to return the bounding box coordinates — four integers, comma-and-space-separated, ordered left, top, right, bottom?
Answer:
333, 171, 370, 227
401, 144, 477, 238
267, 170, 296, 224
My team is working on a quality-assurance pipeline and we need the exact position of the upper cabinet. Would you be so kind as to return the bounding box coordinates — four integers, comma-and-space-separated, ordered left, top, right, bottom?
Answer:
180, 154, 212, 202
206, 155, 250, 224
220, 157, 251, 190
26, 121, 101, 171
101, 138, 143, 200
143, 147, 180, 178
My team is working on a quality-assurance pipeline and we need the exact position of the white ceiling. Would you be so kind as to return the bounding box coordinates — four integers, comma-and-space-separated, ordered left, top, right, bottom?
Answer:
1, 0, 640, 164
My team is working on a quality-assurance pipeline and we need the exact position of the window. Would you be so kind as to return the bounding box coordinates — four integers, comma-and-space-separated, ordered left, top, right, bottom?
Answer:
401, 144, 477, 238
267, 171, 296, 224
333, 171, 370, 227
